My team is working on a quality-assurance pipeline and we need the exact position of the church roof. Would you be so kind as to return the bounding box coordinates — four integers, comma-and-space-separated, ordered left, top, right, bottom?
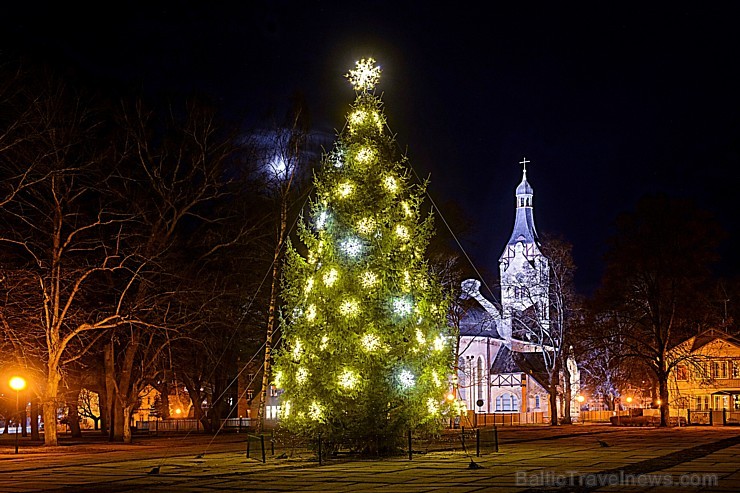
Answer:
490, 345, 552, 390
490, 345, 520, 373
457, 304, 501, 339
516, 173, 533, 195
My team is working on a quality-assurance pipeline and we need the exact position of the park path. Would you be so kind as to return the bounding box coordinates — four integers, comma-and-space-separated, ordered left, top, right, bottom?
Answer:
1, 425, 739, 492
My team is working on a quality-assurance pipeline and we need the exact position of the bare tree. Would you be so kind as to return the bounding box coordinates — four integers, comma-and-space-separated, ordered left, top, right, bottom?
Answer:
254, 102, 314, 433
595, 195, 723, 426
510, 234, 577, 425
101, 97, 251, 442
77, 388, 101, 430
0, 72, 136, 446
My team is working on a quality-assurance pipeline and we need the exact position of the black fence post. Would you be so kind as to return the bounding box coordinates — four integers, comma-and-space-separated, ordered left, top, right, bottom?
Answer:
408, 429, 413, 460
271, 429, 275, 456
476, 428, 480, 457
710, 410, 713, 426
260, 434, 266, 463
723, 408, 727, 425
494, 425, 499, 453
687, 409, 691, 425
246, 436, 251, 459
461, 426, 465, 450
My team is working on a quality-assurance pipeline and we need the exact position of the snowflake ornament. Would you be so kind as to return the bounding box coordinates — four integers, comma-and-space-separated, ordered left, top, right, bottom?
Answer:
345, 58, 382, 91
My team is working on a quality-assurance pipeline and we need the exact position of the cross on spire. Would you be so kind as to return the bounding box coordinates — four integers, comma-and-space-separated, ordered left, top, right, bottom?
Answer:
519, 157, 530, 173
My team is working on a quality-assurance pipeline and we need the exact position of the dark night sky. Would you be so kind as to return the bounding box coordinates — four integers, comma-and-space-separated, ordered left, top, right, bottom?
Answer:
3, 2, 739, 295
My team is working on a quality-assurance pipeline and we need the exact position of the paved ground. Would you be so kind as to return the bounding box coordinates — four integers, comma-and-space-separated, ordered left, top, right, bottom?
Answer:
1, 424, 739, 492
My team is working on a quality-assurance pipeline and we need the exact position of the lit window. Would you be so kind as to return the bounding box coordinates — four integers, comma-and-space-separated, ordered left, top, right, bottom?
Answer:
719, 361, 729, 379
495, 393, 519, 412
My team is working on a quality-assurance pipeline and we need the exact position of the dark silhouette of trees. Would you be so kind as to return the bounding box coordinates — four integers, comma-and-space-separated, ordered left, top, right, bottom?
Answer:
594, 194, 724, 426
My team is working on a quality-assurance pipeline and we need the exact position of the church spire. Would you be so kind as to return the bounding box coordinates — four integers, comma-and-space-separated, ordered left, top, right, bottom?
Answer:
500, 157, 541, 260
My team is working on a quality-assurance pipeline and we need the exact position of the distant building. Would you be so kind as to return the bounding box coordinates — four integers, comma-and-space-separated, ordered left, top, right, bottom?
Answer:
236, 358, 280, 426
669, 328, 740, 412
456, 162, 580, 422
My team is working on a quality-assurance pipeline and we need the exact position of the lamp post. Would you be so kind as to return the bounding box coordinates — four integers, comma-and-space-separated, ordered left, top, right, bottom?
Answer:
9, 376, 27, 454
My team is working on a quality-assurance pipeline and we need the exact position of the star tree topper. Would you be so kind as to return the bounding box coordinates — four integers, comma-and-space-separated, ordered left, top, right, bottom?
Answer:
345, 58, 382, 91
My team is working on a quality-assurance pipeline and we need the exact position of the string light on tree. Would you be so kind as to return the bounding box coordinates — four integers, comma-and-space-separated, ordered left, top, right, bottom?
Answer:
341, 237, 364, 257
398, 369, 415, 389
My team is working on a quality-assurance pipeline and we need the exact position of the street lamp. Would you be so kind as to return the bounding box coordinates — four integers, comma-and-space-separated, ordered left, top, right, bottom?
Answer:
9, 376, 26, 454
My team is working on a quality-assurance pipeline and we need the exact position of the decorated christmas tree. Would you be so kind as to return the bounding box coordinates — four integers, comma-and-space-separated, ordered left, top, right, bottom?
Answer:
273, 58, 453, 454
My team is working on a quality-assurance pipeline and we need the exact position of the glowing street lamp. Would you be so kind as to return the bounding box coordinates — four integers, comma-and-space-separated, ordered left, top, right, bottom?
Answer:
9, 376, 26, 454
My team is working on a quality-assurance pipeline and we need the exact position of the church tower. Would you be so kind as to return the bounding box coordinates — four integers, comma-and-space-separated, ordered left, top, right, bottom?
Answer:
499, 159, 549, 342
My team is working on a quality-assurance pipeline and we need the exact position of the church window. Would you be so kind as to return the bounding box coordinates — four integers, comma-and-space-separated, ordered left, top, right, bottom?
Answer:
495, 393, 519, 412
535, 395, 540, 409
732, 360, 740, 379
675, 365, 688, 381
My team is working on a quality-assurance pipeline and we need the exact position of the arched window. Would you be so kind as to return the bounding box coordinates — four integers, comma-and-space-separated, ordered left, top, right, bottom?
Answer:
535, 395, 540, 409
495, 393, 520, 412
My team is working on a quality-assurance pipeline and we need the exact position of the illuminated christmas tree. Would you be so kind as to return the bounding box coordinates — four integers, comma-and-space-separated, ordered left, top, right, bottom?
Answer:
273, 59, 453, 454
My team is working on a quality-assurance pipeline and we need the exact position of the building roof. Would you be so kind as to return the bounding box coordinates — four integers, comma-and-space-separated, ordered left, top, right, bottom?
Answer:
490, 345, 552, 390
516, 171, 533, 195
689, 328, 740, 352
490, 345, 520, 373
457, 303, 502, 339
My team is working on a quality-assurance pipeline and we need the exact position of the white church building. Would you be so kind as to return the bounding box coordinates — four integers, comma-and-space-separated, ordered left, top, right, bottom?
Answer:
455, 161, 580, 423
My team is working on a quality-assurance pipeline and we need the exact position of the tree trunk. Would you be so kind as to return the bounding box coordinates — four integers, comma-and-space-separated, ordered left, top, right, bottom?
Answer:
658, 375, 670, 427
560, 356, 572, 424
104, 340, 117, 440
122, 406, 133, 444
21, 408, 28, 437
257, 202, 288, 432
158, 381, 171, 419
111, 336, 138, 442
42, 370, 61, 446
98, 388, 108, 434
549, 371, 559, 426
67, 388, 82, 438
113, 400, 126, 441
183, 380, 211, 433
30, 400, 40, 440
